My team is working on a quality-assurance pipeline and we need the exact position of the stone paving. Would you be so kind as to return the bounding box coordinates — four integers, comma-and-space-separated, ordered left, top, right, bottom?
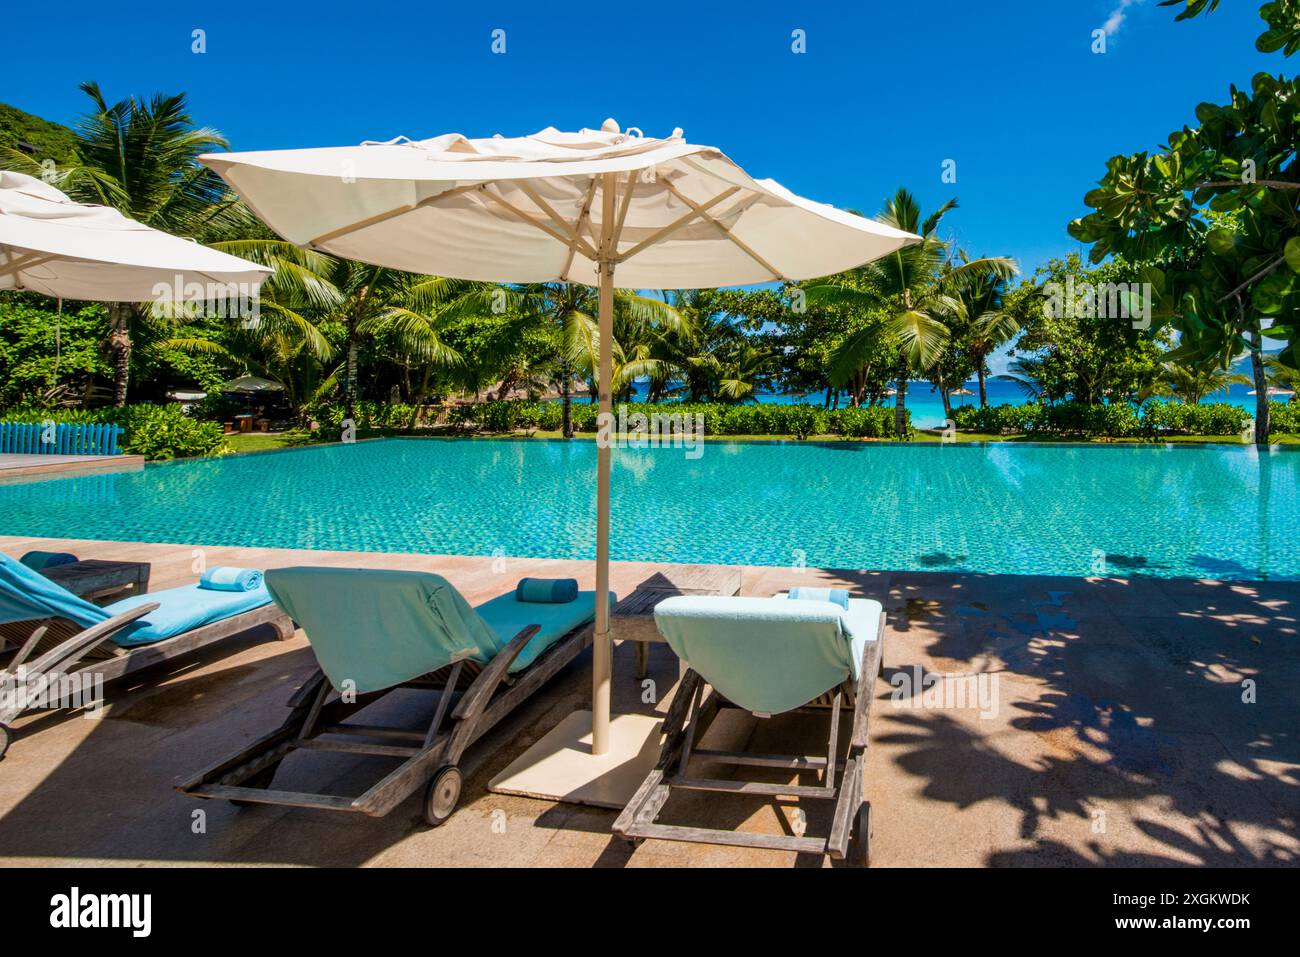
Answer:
0, 535, 1295, 867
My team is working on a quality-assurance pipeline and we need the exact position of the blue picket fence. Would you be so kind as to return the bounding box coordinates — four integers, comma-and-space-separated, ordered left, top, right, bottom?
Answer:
0, 422, 123, 456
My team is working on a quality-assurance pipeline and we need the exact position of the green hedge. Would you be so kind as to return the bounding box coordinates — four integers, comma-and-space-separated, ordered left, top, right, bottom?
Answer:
308, 401, 423, 432
1270, 400, 1300, 433
445, 400, 910, 439
0, 404, 227, 460
951, 400, 1254, 438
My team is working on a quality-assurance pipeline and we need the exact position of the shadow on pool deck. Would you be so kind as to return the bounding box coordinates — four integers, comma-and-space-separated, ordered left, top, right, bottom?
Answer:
0, 536, 1296, 867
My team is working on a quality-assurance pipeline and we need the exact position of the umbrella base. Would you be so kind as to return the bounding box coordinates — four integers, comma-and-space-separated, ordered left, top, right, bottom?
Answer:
488, 710, 663, 809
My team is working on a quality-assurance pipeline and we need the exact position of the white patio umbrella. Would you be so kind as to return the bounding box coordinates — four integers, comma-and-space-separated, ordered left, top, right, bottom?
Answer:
198, 120, 919, 803
219, 375, 285, 394
0, 170, 270, 302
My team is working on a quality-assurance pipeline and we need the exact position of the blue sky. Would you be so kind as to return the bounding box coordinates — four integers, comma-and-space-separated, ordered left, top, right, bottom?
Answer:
1, 0, 1277, 278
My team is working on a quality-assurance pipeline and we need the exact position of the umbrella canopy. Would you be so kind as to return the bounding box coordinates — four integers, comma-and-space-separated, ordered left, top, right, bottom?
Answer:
198, 122, 917, 287
0, 170, 270, 302
949, 387, 975, 396
220, 375, 285, 394
199, 120, 920, 785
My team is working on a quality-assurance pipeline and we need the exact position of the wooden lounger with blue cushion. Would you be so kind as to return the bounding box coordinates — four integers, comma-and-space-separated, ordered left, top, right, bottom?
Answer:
178, 567, 611, 827
612, 590, 886, 865
0, 554, 293, 760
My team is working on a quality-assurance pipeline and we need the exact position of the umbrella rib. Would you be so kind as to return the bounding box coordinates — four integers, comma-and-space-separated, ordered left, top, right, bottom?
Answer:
0, 251, 56, 280
612, 171, 637, 245
560, 178, 599, 281
514, 182, 584, 244
661, 181, 786, 281
479, 186, 599, 262
615, 186, 741, 264
306, 182, 482, 247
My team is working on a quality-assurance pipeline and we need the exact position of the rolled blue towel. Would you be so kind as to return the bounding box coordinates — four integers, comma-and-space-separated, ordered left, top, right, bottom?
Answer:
20, 551, 79, 570
788, 586, 850, 610
515, 577, 579, 603
199, 566, 264, 592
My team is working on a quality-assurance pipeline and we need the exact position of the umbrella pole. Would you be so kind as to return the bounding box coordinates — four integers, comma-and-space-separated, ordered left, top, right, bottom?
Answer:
592, 173, 616, 756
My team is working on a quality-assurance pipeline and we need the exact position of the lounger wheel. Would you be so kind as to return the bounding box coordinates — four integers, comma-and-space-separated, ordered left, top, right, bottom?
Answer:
229, 764, 280, 808
853, 802, 873, 867
423, 765, 462, 827
0, 724, 10, 761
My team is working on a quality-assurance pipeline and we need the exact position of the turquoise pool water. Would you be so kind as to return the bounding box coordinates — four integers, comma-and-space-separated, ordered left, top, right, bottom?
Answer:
0, 438, 1295, 580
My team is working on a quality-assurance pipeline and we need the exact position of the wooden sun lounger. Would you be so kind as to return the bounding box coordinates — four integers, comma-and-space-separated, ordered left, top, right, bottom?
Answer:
178, 617, 594, 827
613, 611, 885, 866
0, 603, 295, 760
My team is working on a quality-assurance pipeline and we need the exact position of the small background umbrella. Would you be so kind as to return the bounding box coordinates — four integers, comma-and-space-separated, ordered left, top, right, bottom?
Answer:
2, 170, 270, 400
219, 375, 285, 394
0, 170, 270, 301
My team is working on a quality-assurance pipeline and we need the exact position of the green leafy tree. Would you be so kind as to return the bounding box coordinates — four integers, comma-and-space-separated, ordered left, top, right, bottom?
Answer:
1005, 256, 1171, 403
1069, 8, 1300, 444
1160, 0, 1300, 57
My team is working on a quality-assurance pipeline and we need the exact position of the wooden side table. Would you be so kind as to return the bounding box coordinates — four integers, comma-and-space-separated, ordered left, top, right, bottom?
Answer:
611, 564, 743, 679
42, 559, 152, 601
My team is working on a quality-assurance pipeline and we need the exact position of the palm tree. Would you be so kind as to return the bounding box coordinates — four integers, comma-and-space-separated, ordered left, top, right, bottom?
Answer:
941, 254, 1021, 407
1264, 356, 1300, 395
178, 242, 464, 424
1161, 361, 1250, 405
807, 189, 1015, 437
2, 82, 250, 405
509, 283, 685, 438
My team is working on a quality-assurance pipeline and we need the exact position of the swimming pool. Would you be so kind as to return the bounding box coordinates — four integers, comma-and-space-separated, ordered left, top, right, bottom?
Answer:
0, 438, 1295, 580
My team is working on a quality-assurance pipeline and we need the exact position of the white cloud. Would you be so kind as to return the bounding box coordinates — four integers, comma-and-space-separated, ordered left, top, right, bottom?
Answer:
1103, 0, 1144, 36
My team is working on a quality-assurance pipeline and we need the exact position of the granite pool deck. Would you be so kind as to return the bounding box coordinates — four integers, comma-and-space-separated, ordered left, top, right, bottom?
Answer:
0, 534, 1295, 868
0, 453, 144, 482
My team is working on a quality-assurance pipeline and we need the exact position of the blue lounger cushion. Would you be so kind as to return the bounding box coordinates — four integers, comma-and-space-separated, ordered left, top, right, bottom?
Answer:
654, 594, 883, 715
475, 590, 608, 672
104, 584, 273, 646
264, 567, 613, 694
0, 551, 272, 647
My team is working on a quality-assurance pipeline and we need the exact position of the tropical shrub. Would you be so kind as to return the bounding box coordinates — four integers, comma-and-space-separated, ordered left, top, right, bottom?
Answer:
830, 405, 902, 438
1270, 400, 1299, 434
1141, 401, 1251, 436
0, 403, 226, 459
954, 400, 1252, 438
952, 404, 1035, 434
114, 405, 227, 460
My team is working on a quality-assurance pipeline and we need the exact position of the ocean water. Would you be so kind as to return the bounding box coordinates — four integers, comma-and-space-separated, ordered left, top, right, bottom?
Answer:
621, 379, 1270, 429
0, 438, 1294, 581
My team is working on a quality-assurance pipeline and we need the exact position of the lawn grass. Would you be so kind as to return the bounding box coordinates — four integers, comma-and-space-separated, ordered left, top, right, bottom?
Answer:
223, 431, 311, 453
